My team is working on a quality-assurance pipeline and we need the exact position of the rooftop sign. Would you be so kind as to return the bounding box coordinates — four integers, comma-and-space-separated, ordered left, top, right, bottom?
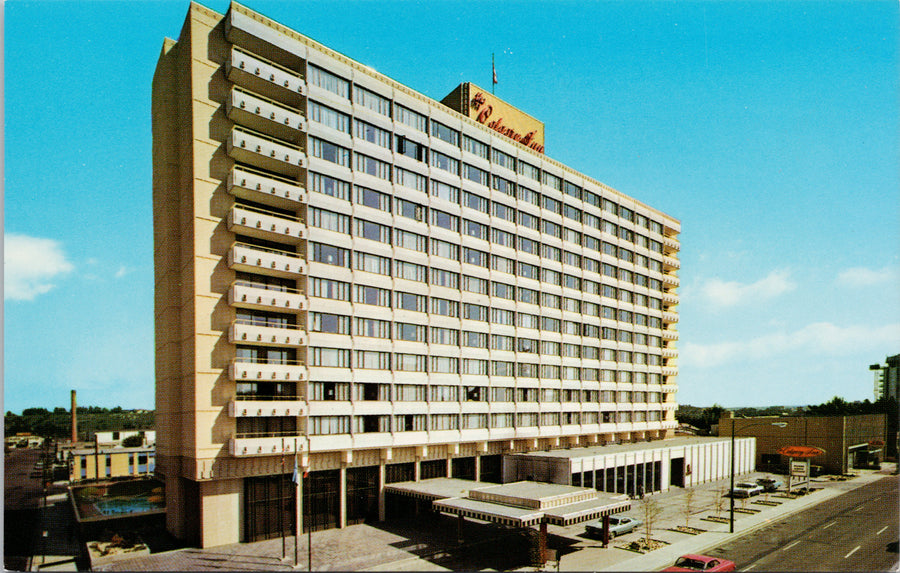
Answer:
441, 83, 545, 153
777, 445, 825, 458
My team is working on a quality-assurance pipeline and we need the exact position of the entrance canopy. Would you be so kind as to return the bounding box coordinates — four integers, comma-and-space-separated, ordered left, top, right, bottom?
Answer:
386, 478, 630, 528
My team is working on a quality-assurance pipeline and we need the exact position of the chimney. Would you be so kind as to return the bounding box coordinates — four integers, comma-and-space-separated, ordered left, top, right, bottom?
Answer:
71, 390, 78, 443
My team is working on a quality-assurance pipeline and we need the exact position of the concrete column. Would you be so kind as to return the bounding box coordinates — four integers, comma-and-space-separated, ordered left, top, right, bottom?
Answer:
446, 457, 452, 478
378, 462, 386, 521
474, 454, 481, 482
339, 466, 346, 528
539, 520, 548, 564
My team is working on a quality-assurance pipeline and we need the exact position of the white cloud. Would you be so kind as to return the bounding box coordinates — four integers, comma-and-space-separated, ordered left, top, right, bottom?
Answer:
4, 234, 74, 301
682, 322, 900, 369
699, 269, 796, 308
836, 265, 898, 288
114, 265, 133, 279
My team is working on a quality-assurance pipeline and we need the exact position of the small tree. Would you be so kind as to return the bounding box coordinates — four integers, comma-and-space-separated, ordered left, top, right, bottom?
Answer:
122, 434, 143, 448
713, 487, 726, 518
639, 497, 663, 545
682, 488, 696, 528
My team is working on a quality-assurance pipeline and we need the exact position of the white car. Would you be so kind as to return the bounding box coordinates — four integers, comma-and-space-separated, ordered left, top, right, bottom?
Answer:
730, 481, 764, 498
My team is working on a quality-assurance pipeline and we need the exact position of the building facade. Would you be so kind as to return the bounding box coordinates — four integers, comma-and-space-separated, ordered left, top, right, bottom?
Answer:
153, 2, 680, 547
871, 354, 900, 401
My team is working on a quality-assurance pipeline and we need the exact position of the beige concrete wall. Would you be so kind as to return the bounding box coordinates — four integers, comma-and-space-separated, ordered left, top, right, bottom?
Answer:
200, 478, 242, 547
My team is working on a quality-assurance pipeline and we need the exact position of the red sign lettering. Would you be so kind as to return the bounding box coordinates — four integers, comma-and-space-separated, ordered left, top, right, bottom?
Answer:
777, 445, 825, 458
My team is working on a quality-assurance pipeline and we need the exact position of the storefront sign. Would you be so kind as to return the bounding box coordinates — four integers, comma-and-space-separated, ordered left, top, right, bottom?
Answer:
790, 460, 809, 477
777, 445, 825, 458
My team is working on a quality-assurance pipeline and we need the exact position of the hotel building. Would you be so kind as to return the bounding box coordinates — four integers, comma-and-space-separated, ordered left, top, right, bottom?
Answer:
153, 2, 681, 547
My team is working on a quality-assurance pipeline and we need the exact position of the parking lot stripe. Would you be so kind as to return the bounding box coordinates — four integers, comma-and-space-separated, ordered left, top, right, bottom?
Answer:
845, 546, 861, 559
822, 521, 836, 529
877, 526, 888, 535
744, 564, 757, 571
783, 540, 801, 551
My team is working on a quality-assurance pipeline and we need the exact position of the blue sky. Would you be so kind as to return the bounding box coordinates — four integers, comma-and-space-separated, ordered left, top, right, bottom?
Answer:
4, 0, 899, 413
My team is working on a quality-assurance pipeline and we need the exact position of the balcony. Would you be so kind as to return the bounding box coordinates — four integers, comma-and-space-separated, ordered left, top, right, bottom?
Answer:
229, 320, 307, 347
661, 273, 680, 287
663, 236, 680, 251
230, 358, 308, 382
227, 127, 305, 178
662, 367, 678, 377
226, 46, 305, 106
663, 311, 679, 323
661, 347, 678, 358
227, 204, 306, 244
227, 87, 306, 143
229, 398, 306, 417
228, 242, 306, 279
662, 292, 679, 305
230, 434, 304, 457
661, 330, 679, 341
663, 256, 680, 270
228, 166, 306, 210
229, 281, 307, 312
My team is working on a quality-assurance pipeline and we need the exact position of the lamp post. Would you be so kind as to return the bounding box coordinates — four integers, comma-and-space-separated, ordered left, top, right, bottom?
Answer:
730, 420, 787, 533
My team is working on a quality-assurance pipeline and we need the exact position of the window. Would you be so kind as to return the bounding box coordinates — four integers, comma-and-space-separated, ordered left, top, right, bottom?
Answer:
462, 331, 488, 348
395, 414, 426, 431
491, 228, 515, 248
542, 292, 561, 309
540, 364, 560, 379
463, 275, 489, 294
517, 337, 538, 353
430, 327, 459, 346
430, 268, 459, 289
355, 350, 391, 369
354, 119, 391, 148
354, 284, 390, 307
491, 334, 515, 351
430, 385, 459, 402
308, 65, 349, 98
543, 220, 562, 238
563, 274, 581, 290
430, 150, 459, 174
542, 244, 562, 262
518, 236, 539, 255
396, 260, 427, 282
311, 242, 349, 267
518, 261, 539, 280
517, 412, 538, 427
396, 384, 426, 402
517, 363, 538, 378
563, 204, 582, 223
311, 347, 350, 367
310, 137, 350, 167
354, 252, 391, 275
492, 282, 515, 300
462, 413, 488, 429
492, 175, 515, 196
583, 190, 601, 208
309, 381, 351, 401
463, 247, 488, 267
431, 297, 459, 317
354, 317, 390, 338
517, 312, 539, 329
541, 316, 561, 332
517, 160, 539, 181
431, 180, 460, 203
463, 163, 489, 186
310, 278, 350, 301
563, 321, 581, 335
430, 238, 459, 261
396, 292, 427, 312
355, 153, 391, 179
463, 136, 489, 159
583, 213, 601, 232
395, 322, 426, 342
355, 219, 391, 243
562, 343, 581, 358
396, 229, 427, 252
395, 166, 428, 191
310, 173, 350, 200
430, 209, 459, 231
309, 101, 350, 133
463, 303, 487, 322
463, 191, 490, 213
542, 195, 561, 214
311, 312, 350, 334
491, 361, 515, 377
542, 268, 561, 286
517, 287, 539, 305
431, 120, 459, 145
396, 198, 427, 222
491, 308, 515, 325
353, 85, 391, 116
542, 172, 562, 190
310, 416, 351, 435
463, 220, 489, 241
564, 181, 581, 200
541, 340, 560, 355
491, 413, 514, 427
355, 186, 391, 212
462, 359, 488, 375
519, 211, 540, 230
582, 345, 599, 360
395, 353, 426, 372
518, 187, 540, 206
394, 104, 427, 131
492, 201, 516, 223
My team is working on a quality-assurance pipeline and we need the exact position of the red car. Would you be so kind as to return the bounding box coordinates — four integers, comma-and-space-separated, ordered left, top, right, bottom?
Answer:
662, 554, 736, 572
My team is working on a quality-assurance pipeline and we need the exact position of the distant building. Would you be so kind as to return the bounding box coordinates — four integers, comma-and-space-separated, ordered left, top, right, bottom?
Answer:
719, 412, 887, 475
93, 430, 156, 447
68, 446, 157, 482
871, 354, 900, 401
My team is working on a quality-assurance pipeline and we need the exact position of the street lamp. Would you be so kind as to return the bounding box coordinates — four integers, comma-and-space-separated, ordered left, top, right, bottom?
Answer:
730, 420, 787, 533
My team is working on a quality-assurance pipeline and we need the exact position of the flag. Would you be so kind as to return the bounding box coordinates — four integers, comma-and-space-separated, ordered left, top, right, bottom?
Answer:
292, 453, 300, 485
492, 56, 498, 85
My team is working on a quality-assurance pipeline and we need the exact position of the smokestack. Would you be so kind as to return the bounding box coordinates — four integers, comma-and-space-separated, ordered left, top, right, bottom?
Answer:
71, 390, 78, 443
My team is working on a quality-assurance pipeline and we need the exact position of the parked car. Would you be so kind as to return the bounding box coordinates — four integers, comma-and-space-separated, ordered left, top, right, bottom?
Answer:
584, 515, 642, 538
755, 477, 783, 492
729, 481, 763, 498
662, 554, 736, 571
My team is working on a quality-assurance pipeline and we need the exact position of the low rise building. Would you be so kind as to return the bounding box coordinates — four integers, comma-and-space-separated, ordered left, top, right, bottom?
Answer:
68, 446, 157, 482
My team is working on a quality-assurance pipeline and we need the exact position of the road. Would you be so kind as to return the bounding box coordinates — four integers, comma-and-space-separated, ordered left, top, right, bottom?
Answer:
703, 475, 899, 572
4, 448, 42, 571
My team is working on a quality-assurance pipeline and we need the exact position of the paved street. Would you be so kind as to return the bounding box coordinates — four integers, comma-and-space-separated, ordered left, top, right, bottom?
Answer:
705, 475, 899, 572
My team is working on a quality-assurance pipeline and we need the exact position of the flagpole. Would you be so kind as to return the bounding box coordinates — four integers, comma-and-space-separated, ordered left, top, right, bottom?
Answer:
492, 53, 495, 95
293, 438, 300, 567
